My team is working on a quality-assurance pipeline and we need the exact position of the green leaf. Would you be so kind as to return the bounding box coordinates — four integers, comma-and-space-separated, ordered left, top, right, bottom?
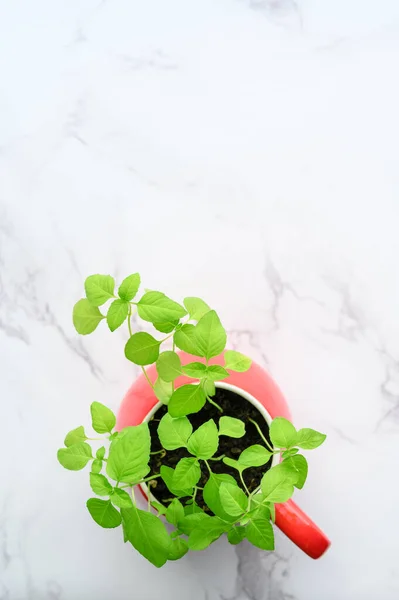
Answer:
296, 428, 327, 450
153, 320, 179, 334
248, 490, 265, 509
228, 526, 246, 545
154, 378, 173, 404
222, 457, 243, 472
106, 424, 150, 484
248, 499, 271, 522
239, 445, 272, 468
250, 494, 275, 522
137, 291, 187, 324
165, 498, 184, 527
118, 273, 140, 301
282, 448, 299, 458
86, 498, 121, 528
124, 332, 160, 366
202, 379, 216, 397
111, 488, 133, 508
156, 351, 182, 382
194, 310, 226, 359
183, 297, 210, 320
219, 416, 245, 438
157, 413, 192, 450
151, 501, 167, 515
203, 472, 238, 522
90, 401, 116, 434
85, 275, 115, 306
174, 324, 200, 355
246, 518, 274, 550
72, 299, 104, 335
219, 482, 248, 517
57, 443, 92, 470
224, 350, 252, 372
168, 537, 189, 560
91, 459, 102, 474
282, 455, 308, 489
90, 473, 113, 496
178, 513, 211, 535
170, 529, 183, 539
168, 384, 206, 417
106, 299, 129, 332
182, 362, 207, 379
184, 501, 203, 516
160, 466, 193, 497
121, 507, 171, 568
96, 446, 106, 460
64, 426, 87, 447
187, 419, 219, 459
261, 463, 297, 503
173, 458, 201, 489
205, 365, 229, 381
269, 417, 297, 449
188, 517, 229, 551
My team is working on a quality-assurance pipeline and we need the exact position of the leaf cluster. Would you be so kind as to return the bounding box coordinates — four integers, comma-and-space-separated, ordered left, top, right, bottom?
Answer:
59, 273, 327, 566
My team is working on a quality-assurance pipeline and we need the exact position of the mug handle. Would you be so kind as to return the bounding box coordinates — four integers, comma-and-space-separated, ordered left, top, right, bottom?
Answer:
275, 499, 330, 559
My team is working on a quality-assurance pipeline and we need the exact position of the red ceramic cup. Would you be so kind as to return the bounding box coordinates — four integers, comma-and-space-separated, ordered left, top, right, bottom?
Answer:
117, 351, 330, 559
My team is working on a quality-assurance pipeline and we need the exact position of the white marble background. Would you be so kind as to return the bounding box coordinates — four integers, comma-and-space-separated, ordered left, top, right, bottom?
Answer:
1, 0, 399, 598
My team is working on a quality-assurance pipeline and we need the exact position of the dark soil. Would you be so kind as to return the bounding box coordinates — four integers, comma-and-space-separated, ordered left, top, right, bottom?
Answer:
147, 387, 273, 511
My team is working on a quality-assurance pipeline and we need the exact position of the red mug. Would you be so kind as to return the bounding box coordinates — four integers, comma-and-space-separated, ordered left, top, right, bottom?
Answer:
117, 351, 330, 559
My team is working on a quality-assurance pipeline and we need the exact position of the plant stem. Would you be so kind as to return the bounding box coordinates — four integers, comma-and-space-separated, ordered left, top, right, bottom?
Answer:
208, 454, 225, 461
119, 474, 161, 490
207, 395, 223, 412
239, 471, 250, 496
150, 449, 166, 456
141, 366, 155, 390
204, 460, 212, 475
248, 418, 274, 452
138, 473, 162, 484
248, 484, 261, 501
172, 339, 176, 393
127, 305, 133, 337
160, 332, 175, 343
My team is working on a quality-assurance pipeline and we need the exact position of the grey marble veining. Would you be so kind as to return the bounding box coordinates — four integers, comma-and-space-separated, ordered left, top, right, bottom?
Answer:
1, 0, 399, 598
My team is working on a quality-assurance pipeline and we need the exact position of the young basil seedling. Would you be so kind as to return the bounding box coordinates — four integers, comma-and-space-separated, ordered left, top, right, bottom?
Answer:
58, 273, 327, 566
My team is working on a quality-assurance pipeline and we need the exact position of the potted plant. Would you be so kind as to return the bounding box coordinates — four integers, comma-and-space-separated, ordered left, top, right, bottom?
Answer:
58, 273, 330, 567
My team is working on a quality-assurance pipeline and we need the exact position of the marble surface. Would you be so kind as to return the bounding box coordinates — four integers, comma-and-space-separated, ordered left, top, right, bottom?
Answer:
1, 0, 399, 598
